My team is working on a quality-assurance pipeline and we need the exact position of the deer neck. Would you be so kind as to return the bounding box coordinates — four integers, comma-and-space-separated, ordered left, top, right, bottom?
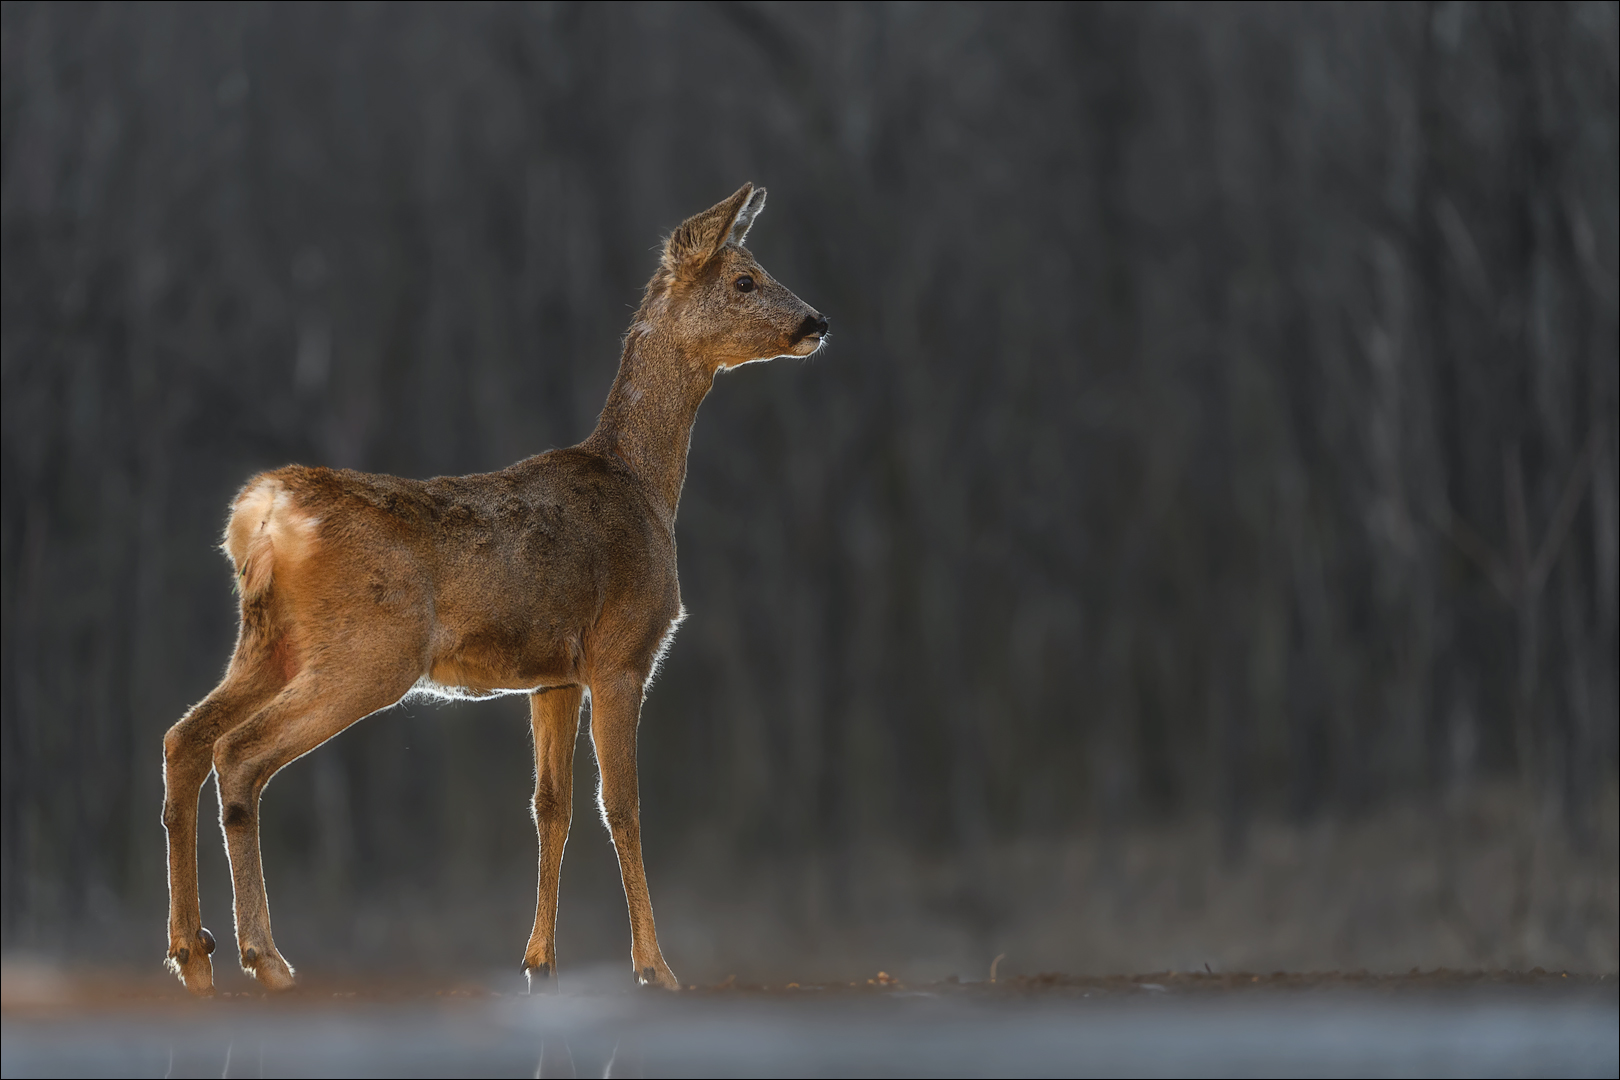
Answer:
583, 328, 714, 520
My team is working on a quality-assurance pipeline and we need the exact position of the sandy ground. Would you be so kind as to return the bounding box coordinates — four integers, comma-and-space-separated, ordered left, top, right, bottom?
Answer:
2, 967, 1614, 1078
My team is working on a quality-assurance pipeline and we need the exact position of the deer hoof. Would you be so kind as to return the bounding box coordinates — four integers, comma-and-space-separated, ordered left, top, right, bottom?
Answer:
636, 963, 680, 990
243, 948, 297, 992
198, 927, 216, 955
524, 963, 556, 995
166, 939, 215, 996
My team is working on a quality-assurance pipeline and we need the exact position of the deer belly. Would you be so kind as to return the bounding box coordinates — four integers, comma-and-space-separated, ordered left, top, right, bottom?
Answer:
421, 627, 580, 698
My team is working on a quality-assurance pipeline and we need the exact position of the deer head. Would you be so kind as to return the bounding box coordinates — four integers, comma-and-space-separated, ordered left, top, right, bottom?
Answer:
651, 183, 828, 371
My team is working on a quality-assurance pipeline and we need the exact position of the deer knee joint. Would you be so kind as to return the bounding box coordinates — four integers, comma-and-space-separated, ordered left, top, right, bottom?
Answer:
213, 730, 265, 784
533, 778, 568, 823
599, 798, 638, 834
214, 745, 268, 820
163, 724, 206, 769
216, 764, 264, 818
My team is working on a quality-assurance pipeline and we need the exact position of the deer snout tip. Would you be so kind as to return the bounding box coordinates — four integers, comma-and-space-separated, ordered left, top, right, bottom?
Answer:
794, 313, 829, 343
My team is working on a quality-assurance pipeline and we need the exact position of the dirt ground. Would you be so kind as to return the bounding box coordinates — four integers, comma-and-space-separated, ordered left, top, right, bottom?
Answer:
3, 966, 1614, 1078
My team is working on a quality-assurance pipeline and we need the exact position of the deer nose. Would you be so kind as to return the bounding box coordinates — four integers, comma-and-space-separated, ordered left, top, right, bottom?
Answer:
793, 313, 828, 342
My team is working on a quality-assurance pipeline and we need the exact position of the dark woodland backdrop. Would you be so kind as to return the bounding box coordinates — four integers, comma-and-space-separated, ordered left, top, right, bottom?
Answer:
3, 2, 1616, 982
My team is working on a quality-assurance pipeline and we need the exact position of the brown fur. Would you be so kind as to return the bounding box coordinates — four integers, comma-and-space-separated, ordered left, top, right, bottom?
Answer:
160, 184, 826, 994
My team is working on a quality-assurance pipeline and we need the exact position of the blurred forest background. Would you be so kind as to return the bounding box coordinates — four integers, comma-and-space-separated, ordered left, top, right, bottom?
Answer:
3, 2, 1616, 984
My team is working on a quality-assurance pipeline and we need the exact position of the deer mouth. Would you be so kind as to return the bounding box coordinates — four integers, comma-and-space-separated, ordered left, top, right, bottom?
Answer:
787, 334, 825, 357
787, 313, 829, 355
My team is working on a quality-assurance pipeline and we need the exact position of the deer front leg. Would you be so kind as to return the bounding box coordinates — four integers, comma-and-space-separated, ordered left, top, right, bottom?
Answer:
162, 672, 280, 995
590, 675, 679, 990
523, 684, 582, 993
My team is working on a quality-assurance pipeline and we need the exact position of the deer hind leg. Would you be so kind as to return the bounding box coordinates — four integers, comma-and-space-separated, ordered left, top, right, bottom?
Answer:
589, 674, 678, 990
522, 684, 583, 993
212, 655, 419, 991
162, 649, 287, 996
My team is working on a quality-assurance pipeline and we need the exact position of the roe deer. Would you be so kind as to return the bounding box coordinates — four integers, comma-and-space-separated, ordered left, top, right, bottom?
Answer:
161, 184, 826, 995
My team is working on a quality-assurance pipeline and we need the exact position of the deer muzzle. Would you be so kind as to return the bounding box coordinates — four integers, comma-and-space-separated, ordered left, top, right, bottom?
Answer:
792, 312, 829, 344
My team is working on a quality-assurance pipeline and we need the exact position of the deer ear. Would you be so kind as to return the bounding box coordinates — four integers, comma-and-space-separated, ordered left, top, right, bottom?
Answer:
663, 183, 757, 272
728, 186, 766, 246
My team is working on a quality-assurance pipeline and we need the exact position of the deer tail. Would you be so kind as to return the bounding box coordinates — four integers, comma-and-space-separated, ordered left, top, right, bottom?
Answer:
223, 478, 280, 602
223, 476, 319, 604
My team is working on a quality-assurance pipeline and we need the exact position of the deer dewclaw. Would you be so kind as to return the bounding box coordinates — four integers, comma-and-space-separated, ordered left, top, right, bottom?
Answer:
160, 185, 827, 996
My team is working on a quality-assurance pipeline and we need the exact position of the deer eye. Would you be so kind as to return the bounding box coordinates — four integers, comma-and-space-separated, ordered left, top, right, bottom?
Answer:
734, 275, 755, 293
